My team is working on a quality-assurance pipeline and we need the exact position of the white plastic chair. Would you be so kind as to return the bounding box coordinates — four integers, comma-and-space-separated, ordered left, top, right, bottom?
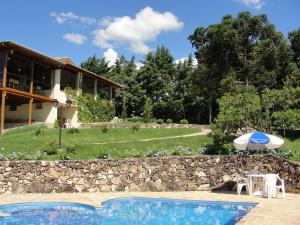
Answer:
264, 174, 285, 199
237, 177, 249, 195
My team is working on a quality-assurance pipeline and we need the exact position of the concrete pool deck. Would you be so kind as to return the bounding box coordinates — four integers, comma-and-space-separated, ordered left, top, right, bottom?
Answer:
0, 191, 299, 225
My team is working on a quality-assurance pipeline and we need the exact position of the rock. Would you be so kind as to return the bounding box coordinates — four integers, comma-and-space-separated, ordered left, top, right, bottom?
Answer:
223, 175, 232, 182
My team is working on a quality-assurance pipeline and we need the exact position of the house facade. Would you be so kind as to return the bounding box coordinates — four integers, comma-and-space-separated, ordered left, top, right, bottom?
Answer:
0, 41, 123, 134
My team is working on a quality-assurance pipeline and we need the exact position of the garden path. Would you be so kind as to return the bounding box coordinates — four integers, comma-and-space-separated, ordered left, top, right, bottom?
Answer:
89, 128, 211, 145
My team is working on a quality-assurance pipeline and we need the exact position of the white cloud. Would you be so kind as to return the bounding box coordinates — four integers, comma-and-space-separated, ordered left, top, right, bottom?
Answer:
103, 48, 118, 67
175, 57, 197, 66
50, 12, 96, 25
236, 0, 265, 9
63, 33, 87, 45
92, 7, 184, 54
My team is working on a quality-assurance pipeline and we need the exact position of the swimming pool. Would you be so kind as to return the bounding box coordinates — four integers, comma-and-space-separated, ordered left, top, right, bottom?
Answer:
0, 197, 256, 225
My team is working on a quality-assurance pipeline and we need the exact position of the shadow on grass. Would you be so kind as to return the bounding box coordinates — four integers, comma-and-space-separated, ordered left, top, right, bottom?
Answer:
275, 129, 300, 141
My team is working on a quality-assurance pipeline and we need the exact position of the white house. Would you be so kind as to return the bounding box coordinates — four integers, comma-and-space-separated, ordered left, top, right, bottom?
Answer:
0, 41, 123, 134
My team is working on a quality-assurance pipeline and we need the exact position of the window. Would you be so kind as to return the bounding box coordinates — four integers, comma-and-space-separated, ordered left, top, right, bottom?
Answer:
82, 75, 95, 94
9, 105, 17, 111
60, 68, 77, 91
35, 102, 43, 110
0, 50, 4, 83
33, 62, 52, 91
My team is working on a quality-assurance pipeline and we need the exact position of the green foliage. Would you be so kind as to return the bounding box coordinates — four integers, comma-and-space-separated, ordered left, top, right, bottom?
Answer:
127, 116, 143, 123
66, 128, 80, 134
39, 140, 58, 155
81, 54, 111, 76
59, 151, 70, 160
54, 119, 59, 128
143, 98, 153, 123
33, 127, 45, 136
77, 93, 115, 122
97, 149, 110, 159
129, 124, 140, 133
156, 119, 164, 124
273, 109, 300, 136
121, 97, 127, 120
65, 144, 76, 154
166, 119, 173, 124
180, 119, 189, 124
100, 124, 109, 133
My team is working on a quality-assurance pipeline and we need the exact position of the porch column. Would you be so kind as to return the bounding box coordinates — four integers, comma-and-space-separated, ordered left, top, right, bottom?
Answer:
94, 79, 98, 100
108, 86, 113, 102
0, 50, 8, 135
28, 98, 33, 125
28, 61, 34, 125
0, 91, 6, 135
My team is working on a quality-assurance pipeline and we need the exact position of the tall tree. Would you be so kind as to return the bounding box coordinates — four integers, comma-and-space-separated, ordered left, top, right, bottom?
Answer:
137, 46, 178, 120
189, 11, 295, 123
81, 55, 110, 76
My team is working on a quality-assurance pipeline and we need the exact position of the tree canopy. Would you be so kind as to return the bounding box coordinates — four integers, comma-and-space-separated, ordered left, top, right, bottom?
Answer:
80, 11, 299, 132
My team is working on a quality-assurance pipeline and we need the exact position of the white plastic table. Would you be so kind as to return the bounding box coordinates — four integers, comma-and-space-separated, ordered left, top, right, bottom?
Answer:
247, 174, 266, 196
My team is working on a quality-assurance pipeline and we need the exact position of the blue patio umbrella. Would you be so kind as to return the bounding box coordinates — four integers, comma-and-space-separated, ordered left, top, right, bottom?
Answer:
234, 131, 284, 150
249, 132, 270, 144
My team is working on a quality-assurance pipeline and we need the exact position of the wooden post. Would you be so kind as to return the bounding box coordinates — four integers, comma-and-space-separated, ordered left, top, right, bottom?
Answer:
28, 98, 33, 125
28, 62, 34, 125
109, 86, 113, 102
94, 79, 97, 100
0, 91, 6, 135
0, 50, 8, 135
30, 61, 34, 93
2, 50, 8, 88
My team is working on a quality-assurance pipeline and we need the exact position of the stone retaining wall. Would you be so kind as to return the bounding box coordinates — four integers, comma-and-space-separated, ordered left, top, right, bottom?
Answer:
80, 123, 207, 129
0, 155, 299, 194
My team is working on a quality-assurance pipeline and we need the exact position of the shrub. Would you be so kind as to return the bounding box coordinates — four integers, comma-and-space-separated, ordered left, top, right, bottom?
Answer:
146, 149, 168, 157
66, 128, 80, 134
166, 119, 172, 124
65, 144, 76, 154
180, 119, 189, 124
129, 123, 140, 133
157, 119, 164, 124
127, 116, 143, 123
33, 127, 45, 136
100, 124, 109, 133
171, 146, 193, 156
143, 98, 153, 123
40, 140, 58, 155
59, 151, 70, 160
98, 149, 110, 159
77, 94, 115, 122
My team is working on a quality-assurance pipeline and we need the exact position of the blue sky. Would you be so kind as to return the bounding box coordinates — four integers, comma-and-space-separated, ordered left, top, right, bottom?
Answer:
0, 0, 299, 66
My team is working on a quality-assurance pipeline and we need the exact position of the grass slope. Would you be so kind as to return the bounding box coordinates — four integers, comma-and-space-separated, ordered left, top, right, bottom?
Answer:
0, 127, 211, 160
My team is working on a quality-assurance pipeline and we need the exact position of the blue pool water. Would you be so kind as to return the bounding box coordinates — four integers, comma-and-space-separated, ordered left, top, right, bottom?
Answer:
0, 197, 256, 225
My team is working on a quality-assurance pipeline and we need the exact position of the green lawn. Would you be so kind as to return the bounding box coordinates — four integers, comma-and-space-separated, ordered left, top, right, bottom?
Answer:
0, 126, 299, 161
0, 127, 211, 160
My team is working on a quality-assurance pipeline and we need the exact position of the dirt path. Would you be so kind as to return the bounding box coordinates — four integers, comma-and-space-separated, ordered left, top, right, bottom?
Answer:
89, 128, 211, 145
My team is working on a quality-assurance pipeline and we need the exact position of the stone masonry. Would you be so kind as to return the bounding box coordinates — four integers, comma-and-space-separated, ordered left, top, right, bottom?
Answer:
0, 155, 299, 194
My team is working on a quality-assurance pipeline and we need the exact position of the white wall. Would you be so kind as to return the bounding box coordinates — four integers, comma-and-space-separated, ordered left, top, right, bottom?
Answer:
5, 102, 57, 126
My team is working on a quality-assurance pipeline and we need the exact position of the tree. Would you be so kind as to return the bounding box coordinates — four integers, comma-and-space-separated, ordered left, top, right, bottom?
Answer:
143, 98, 153, 123
288, 28, 300, 63
188, 12, 295, 122
81, 55, 110, 76
273, 109, 300, 136
137, 46, 178, 120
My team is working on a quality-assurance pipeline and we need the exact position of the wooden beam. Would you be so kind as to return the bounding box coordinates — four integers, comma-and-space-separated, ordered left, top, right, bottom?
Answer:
28, 98, 33, 125
30, 61, 34, 93
3, 87, 54, 102
2, 50, 8, 88
0, 91, 6, 135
